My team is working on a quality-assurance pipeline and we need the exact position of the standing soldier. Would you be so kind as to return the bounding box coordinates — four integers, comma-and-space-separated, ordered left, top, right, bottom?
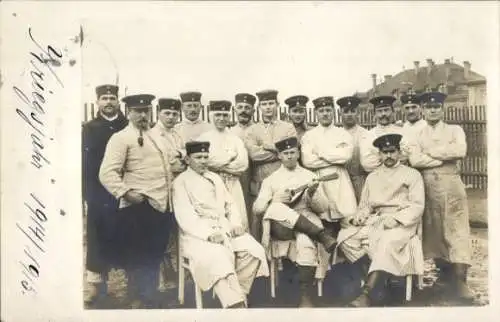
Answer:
360, 95, 406, 172
301, 96, 357, 239
408, 92, 473, 301
151, 97, 186, 292
285, 95, 311, 142
244, 89, 296, 240
337, 96, 369, 203
174, 91, 212, 142
229, 93, 257, 224
83, 84, 128, 306
99, 94, 175, 308
198, 100, 250, 231
401, 93, 427, 137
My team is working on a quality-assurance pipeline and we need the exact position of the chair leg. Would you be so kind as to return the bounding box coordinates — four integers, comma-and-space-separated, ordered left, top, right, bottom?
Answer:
195, 284, 203, 309
275, 259, 280, 288
178, 263, 185, 305
317, 279, 323, 297
270, 258, 276, 298
417, 275, 424, 290
405, 275, 412, 301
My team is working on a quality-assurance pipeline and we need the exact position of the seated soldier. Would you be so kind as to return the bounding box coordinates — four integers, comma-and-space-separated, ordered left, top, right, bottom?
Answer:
172, 141, 269, 309
253, 136, 338, 307
336, 133, 425, 307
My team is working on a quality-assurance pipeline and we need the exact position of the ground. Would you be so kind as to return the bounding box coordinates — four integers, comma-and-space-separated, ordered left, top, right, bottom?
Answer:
83, 190, 488, 309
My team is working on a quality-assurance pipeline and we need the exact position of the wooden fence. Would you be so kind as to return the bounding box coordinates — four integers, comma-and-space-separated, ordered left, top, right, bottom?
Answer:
83, 103, 487, 190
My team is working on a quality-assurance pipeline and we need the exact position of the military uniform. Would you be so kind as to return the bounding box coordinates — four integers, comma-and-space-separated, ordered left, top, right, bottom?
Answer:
83, 85, 128, 286
99, 94, 175, 306
174, 91, 212, 142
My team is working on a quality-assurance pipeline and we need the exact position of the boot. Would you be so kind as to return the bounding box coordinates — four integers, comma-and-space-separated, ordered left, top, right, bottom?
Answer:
452, 263, 475, 302
228, 301, 247, 308
348, 271, 385, 307
84, 281, 108, 307
294, 215, 337, 252
433, 259, 453, 291
298, 265, 316, 307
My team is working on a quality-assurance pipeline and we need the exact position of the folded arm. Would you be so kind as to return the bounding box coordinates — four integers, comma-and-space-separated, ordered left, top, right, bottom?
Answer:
426, 125, 467, 161
390, 171, 425, 227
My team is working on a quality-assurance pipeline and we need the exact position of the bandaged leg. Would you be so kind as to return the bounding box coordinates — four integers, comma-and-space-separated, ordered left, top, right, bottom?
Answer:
235, 251, 260, 294
213, 274, 247, 308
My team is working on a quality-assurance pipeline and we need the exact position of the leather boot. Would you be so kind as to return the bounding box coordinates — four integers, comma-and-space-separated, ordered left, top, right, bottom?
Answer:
298, 265, 316, 307
348, 271, 385, 307
433, 259, 453, 291
453, 263, 475, 302
294, 215, 337, 252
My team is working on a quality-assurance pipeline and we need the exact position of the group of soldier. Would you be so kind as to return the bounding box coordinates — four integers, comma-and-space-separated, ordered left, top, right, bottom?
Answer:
83, 84, 473, 309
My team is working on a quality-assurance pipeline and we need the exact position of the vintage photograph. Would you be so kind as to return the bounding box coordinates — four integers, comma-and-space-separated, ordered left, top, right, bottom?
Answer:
80, 3, 490, 310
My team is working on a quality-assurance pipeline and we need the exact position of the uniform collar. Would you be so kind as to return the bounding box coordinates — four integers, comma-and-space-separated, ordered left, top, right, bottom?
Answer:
183, 118, 202, 125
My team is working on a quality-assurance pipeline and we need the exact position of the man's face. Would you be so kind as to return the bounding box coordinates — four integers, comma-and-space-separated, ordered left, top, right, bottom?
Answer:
234, 102, 255, 125
316, 106, 335, 127
259, 99, 278, 118
423, 103, 444, 123
212, 112, 230, 131
404, 103, 422, 123
379, 148, 400, 168
186, 152, 209, 174
278, 147, 300, 169
158, 109, 180, 129
341, 107, 358, 127
289, 107, 306, 126
97, 94, 119, 117
375, 106, 394, 126
128, 107, 151, 130
182, 101, 202, 121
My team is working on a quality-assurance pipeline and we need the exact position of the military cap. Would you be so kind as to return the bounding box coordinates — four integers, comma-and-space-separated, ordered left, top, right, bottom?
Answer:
121, 94, 155, 108
312, 96, 334, 109
337, 96, 362, 109
369, 95, 396, 109
96, 84, 118, 98
274, 136, 298, 152
256, 89, 279, 101
400, 94, 421, 105
419, 92, 447, 105
285, 95, 309, 109
373, 133, 403, 151
158, 98, 181, 111
185, 141, 210, 155
180, 91, 202, 103
235, 93, 257, 105
209, 100, 232, 112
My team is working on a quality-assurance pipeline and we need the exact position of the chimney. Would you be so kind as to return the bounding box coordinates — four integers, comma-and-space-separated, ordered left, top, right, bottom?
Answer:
444, 59, 451, 80
426, 58, 434, 75
371, 73, 377, 91
444, 58, 451, 64
464, 61, 471, 79
413, 61, 420, 75
384, 75, 392, 82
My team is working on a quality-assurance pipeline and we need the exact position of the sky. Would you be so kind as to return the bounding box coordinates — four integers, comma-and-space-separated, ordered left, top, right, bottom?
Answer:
79, 2, 498, 105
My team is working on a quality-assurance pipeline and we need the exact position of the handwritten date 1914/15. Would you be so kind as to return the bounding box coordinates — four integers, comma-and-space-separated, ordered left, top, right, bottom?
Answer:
17, 193, 47, 295
13, 27, 64, 170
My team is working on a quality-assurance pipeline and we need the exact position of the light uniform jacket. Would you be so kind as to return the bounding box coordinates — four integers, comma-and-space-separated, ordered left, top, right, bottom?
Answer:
99, 124, 173, 212
336, 162, 425, 276
197, 128, 249, 231
244, 120, 297, 197
172, 168, 269, 291
301, 123, 357, 220
402, 119, 427, 139
174, 118, 212, 143
360, 124, 408, 172
344, 124, 370, 203
408, 120, 471, 265
253, 165, 331, 279
151, 122, 186, 176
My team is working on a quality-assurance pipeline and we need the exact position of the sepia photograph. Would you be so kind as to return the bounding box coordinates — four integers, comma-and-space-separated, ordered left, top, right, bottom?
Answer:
80, 2, 490, 310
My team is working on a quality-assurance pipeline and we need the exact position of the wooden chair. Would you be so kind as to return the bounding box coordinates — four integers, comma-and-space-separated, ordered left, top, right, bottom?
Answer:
177, 236, 204, 309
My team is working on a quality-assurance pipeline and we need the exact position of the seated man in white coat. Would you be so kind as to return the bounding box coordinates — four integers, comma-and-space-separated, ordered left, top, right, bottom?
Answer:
253, 136, 338, 307
336, 134, 425, 307
172, 141, 269, 309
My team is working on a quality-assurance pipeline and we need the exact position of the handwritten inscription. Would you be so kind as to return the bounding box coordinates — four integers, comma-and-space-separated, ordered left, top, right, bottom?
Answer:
13, 27, 63, 170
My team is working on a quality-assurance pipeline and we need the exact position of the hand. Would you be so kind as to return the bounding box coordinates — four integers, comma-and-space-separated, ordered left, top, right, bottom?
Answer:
350, 214, 368, 226
208, 232, 225, 244
231, 226, 245, 238
272, 189, 291, 203
170, 159, 186, 173
306, 179, 320, 197
263, 143, 277, 153
124, 190, 146, 204
383, 217, 399, 229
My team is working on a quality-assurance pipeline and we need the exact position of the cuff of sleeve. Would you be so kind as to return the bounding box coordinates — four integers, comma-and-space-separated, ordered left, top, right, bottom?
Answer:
115, 187, 130, 200
178, 149, 187, 159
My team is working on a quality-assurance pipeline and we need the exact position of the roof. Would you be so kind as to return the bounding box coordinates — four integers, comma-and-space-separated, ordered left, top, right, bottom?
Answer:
364, 62, 486, 98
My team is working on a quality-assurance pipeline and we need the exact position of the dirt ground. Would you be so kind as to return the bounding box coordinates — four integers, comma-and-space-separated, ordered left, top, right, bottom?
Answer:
83, 191, 488, 309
